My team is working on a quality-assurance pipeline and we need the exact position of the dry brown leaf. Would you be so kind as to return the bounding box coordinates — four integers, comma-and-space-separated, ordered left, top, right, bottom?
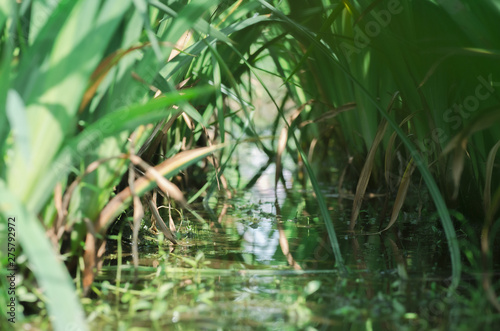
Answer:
129, 154, 187, 207
298, 102, 356, 128
275, 127, 288, 187
484, 140, 500, 214
97, 145, 224, 234
381, 158, 416, 232
145, 193, 177, 244
350, 118, 389, 230
79, 44, 150, 112
82, 232, 96, 293
443, 109, 500, 156
450, 144, 466, 200
350, 92, 399, 230
385, 112, 415, 188
168, 30, 193, 61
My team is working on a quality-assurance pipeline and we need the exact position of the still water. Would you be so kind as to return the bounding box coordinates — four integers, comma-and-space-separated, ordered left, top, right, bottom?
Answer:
93, 169, 499, 330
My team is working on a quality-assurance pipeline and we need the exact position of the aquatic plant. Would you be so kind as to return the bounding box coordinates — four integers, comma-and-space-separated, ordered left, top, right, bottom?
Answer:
1, 0, 499, 329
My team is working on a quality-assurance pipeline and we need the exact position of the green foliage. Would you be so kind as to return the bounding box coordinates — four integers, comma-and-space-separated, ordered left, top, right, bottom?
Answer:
1, 0, 500, 329
253, 0, 500, 291
0, 0, 258, 328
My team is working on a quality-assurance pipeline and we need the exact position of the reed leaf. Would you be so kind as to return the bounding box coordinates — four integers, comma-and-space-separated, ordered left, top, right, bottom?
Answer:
384, 113, 416, 188
0, 181, 88, 331
382, 158, 416, 232
349, 112, 386, 230
7, 0, 133, 204
484, 140, 500, 215
275, 127, 288, 187
350, 92, 399, 230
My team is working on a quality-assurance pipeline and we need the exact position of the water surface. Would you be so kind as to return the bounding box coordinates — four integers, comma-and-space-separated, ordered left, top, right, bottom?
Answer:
94, 179, 499, 330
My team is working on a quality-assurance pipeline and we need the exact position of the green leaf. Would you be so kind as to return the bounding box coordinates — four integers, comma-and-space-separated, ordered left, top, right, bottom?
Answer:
0, 180, 88, 331
8, 0, 133, 203
6, 90, 32, 164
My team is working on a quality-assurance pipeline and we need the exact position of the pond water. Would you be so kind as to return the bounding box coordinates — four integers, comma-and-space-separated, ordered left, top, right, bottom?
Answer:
92, 171, 500, 330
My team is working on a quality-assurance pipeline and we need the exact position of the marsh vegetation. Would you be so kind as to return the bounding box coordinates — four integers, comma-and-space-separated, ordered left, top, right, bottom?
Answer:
1, 0, 500, 330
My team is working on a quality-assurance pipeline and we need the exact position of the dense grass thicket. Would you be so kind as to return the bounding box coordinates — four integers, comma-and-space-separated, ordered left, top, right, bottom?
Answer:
1, 0, 499, 329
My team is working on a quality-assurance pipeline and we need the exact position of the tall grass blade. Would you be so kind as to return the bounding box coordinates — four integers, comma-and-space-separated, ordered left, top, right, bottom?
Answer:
208, 43, 225, 142
132, 0, 162, 60
294, 135, 347, 274
0, 182, 88, 331
384, 113, 415, 188
283, 4, 343, 85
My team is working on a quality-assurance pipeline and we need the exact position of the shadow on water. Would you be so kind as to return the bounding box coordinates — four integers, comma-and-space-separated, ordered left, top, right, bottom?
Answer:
93, 177, 500, 330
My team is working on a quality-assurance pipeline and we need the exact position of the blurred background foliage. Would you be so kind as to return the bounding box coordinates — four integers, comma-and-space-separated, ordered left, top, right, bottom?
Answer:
1, 0, 499, 329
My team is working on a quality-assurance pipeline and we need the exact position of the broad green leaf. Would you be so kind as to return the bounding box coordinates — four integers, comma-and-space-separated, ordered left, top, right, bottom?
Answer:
29, 0, 65, 43
8, 0, 133, 202
0, 180, 88, 331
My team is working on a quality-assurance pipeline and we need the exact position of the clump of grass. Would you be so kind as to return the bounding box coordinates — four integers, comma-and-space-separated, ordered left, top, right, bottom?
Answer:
2, 0, 500, 328
253, 0, 500, 293
0, 0, 281, 328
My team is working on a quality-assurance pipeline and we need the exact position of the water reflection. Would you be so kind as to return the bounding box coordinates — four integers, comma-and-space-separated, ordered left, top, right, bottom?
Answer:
236, 217, 280, 263
230, 143, 295, 265
97, 154, 496, 330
